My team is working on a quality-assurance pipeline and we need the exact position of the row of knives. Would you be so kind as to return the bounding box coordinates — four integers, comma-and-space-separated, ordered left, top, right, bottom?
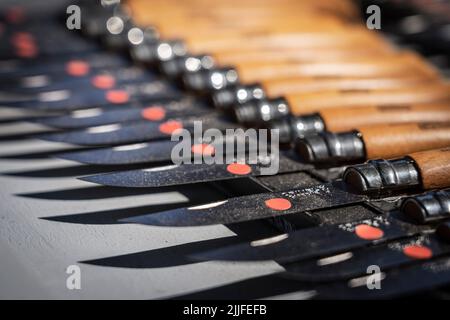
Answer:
2, 0, 450, 299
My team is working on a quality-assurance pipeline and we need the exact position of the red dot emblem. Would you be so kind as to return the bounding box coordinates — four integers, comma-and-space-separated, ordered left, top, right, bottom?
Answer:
403, 245, 433, 260
191, 144, 216, 156
105, 90, 130, 104
91, 75, 116, 89
226, 163, 252, 175
265, 198, 292, 211
141, 106, 166, 121
354, 224, 384, 240
158, 120, 183, 135
66, 60, 90, 77
11, 32, 33, 47
16, 46, 37, 58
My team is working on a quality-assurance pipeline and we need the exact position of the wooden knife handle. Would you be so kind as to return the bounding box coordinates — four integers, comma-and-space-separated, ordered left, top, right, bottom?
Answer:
322, 104, 450, 132
259, 74, 439, 96
213, 46, 395, 66
186, 30, 389, 55
287, 84, 450, 114
359, 123, 450, 160
409, 147, 450, 190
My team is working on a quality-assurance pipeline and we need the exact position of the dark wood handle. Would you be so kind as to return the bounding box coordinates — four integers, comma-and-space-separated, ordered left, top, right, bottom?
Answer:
409, 147, 450, 190
359, 123, 450, 160
322, 103, 450, 132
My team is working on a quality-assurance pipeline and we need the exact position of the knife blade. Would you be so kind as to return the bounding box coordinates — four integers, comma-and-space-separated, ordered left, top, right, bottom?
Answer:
37, 114, 237, 146
0, 52, 127, 79
32, 98, 210, 129
316, 255, 450, 299
7, 81, 182, 110
120, 181, 367, 227
99, 139, 450, 227
57, 129, 259, 165
284, 232, 446, 282
5, 66, 157, 94
79, 151, 308, 187
190, 216, 419, 263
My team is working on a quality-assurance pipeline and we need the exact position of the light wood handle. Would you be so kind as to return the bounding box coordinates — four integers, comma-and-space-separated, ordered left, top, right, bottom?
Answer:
213, 46, 395, 66
287, 84, 450, 114
409, 147, 450, 190
186, 30, 389, 55
322, 104, 450, 132
359, 123, 450, 160
261, 74, 439, 96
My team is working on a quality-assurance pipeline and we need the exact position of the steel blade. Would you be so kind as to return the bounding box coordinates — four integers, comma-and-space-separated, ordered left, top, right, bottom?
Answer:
120, 181, 367, 227
79, 153, 309, 187
37, 115, 238, 146
284, 233, 444, 281
58, 140, 179, 165
317, 255, 450, 299
13, 81, 181, 111
192, 216, 414, 263
32, 99, 210, 129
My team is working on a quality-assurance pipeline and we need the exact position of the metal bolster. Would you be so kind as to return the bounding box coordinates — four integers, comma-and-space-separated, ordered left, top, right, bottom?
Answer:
130, 39, 187, 64
182, 67, 239, 92
269, 114, 325, 144
343, 157, 421, 195
400, 189, 450, 224
211, 84, 265, 111
295, 131, 365, 164
234, 98, 290, 125
160, 55, 215, 78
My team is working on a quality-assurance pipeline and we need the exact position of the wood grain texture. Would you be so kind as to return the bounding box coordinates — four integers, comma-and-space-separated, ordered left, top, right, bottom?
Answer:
409, 147, 450, 190
286, 84, 450, 114
322, 103, 450, 132
359, 123, 450, 159
213, 46, 396, 66
261, 75, 441, 96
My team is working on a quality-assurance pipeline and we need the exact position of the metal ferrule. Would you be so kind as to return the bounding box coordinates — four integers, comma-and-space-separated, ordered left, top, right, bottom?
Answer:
400, 189, 450, 224
211, 84, 266, 111
182, 67, 239, 92
233, 98, 291, 125
160, 55, 215, 78
82, 4, 131, 39
343, 157, 421, 195
269, 114, 326, 144
295, 131, 365, 164
130, 39, 187, 65
102, 21, 138, 50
